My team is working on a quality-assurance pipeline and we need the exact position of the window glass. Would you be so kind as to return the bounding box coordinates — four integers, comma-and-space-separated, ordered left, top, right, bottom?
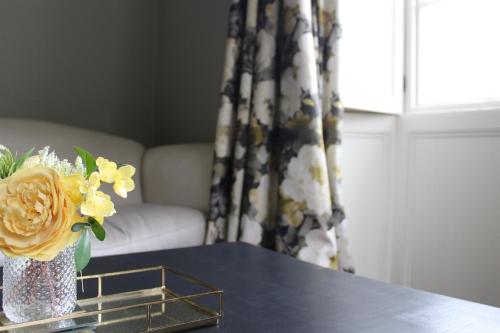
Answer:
338, 0, 403, 113
415, 0, 500, 107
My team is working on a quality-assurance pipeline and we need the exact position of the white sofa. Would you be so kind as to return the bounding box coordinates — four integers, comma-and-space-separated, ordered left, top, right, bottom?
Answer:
0, 119, 213, 258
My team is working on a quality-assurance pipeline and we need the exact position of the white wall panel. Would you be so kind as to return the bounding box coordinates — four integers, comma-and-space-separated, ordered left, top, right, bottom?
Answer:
394, 111, 500, 307
344, 111, 500, 307
343, 113, 396, 281
404, 131, 500, 306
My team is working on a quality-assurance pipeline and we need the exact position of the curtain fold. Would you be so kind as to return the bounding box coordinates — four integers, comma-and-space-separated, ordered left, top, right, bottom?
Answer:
206, 0, 354, 273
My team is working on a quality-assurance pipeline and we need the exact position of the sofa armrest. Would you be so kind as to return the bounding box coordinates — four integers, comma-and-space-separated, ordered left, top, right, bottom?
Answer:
142, 143, 213, 214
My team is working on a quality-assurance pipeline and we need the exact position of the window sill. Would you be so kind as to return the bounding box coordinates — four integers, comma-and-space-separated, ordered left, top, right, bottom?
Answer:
406, 101, 500, 115
345, 107, 402, 116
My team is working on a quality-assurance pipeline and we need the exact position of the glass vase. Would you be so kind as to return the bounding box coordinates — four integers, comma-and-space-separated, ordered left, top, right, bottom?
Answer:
2, 245, 77, 323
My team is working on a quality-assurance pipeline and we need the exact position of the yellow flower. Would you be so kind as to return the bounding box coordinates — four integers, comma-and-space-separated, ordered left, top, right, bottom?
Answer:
80, 188, 116, 222
0, 167, 80, 261
281, 198, 306, 227
96, 157, 117, 183
113, 165, 136, 198
93, 216, 104, 224
79, 171, 100, 194
61, 173, 85, 206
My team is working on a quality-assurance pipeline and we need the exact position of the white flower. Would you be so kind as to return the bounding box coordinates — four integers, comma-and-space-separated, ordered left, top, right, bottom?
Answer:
293, 42, 318, 94
335, 221, 355, 270
21, 155, 41, 169
256, 30, 275, 72
326, 144, 343, 205
222, 39, 238, 82
218, 96, 233, 126
240, 215, 263, 245
281, 145, 332, 216
256, 146, 269, 165
240, 72, 253, 103
326, 144, 341, 169
215, 96, 233, 158
281, 70, 301, 118
253, 80, 274, 126
74, 156, 85, 175
235, 143, 246, 160
36, 146, 84, 176
231, 169, 245, 204
205, 221, 219, 245
227, 169, 246, 239
297, 229, 338, 268
249, 174, 270, 223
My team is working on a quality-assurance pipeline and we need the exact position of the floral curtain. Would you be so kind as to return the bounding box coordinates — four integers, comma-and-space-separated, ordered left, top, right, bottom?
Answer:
206, 0, 354, 272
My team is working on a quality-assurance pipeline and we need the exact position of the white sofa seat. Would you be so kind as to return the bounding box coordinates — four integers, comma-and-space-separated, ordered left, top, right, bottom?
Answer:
91, 204, 206, 257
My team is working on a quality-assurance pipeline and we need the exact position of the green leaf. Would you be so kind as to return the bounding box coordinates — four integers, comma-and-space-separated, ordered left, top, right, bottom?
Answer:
11, 147, 34, 174
74, 146, 97, 178
75, 229, 91, 271
0, 148, 15, 179
7, 163, 16, 177
71, 222, 90, 232
88, 217, 106, 241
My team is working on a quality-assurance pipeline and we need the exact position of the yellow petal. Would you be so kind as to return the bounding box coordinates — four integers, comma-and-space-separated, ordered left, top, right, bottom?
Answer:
96, 157, 118, 183
88, 171, 101, 189
118, 165, 136, 178
123, 177, 135, 192
61, 174, 85, 205
81, 190, 116, 217
94, 216, 104, 224
113, 180, 128, 198
95, 157, 107, 168
303, 98, 315, 107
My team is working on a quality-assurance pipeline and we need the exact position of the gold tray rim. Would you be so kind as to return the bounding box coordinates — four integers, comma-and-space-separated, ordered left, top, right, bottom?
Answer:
0, 265, 224, 332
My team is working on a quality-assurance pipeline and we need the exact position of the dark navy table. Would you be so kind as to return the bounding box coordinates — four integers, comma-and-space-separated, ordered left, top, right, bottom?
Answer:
80, 243, 500, 332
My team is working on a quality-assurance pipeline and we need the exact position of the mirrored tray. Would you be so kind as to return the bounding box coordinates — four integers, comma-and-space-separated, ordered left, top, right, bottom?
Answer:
0, 266, 223, 333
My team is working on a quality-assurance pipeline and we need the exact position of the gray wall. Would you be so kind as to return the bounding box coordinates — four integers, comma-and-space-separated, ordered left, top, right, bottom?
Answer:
0, 0, 159, 146
0, 0, 229, 146
156, 0, 230, 144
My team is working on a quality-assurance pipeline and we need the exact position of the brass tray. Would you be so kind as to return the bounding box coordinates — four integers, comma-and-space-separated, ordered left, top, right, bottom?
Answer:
0, 266, 223, 332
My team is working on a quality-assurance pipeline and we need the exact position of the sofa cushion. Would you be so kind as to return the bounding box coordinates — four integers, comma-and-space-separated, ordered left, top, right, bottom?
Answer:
142, 143, 213, 214
91, 204, 206, 257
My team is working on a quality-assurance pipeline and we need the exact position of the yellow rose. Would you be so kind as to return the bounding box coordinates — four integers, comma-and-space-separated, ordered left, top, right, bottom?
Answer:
0, 167, 80, 261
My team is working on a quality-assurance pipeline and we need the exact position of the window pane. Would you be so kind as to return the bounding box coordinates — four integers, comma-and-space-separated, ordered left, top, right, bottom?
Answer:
416, 0, 500, 107
339, 0, 402, 113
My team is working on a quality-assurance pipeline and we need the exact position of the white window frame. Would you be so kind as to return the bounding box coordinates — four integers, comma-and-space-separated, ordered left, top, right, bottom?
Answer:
404, 0, 500, 114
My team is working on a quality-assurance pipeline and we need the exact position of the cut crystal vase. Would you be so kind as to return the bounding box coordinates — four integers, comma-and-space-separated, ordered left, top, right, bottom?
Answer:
2, 245, 77, 323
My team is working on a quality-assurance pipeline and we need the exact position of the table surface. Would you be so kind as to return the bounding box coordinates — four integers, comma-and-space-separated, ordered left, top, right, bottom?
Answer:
83, 243, 500, 332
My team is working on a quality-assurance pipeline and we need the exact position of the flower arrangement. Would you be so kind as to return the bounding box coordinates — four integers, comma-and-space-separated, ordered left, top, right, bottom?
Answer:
0, 145, 135, 271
